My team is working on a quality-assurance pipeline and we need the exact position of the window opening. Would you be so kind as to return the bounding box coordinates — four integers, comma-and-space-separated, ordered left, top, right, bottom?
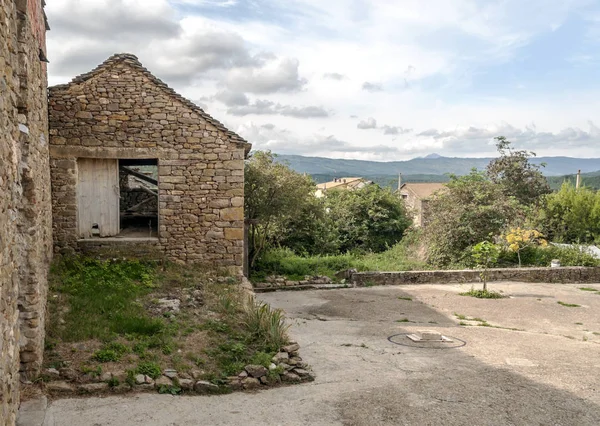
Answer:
118, 159, 158, 238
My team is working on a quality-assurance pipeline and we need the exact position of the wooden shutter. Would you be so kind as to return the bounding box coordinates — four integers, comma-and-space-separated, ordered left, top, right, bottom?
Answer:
77, 158, 120, 237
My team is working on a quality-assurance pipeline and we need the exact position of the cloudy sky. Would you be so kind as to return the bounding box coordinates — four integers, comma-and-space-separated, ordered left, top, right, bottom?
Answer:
46, 0, 600, 160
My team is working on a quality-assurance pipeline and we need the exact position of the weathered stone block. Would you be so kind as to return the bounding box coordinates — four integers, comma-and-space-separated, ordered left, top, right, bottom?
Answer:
220, 207, 243, 221
224, 228, 243, 241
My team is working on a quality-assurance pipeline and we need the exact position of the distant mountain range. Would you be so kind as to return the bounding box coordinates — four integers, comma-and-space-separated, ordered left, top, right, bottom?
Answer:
274, 154, 600, 190
276, 154, 600, 177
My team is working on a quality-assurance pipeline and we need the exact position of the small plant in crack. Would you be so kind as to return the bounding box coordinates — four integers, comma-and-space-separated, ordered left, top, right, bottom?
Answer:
557, 301, 580, 308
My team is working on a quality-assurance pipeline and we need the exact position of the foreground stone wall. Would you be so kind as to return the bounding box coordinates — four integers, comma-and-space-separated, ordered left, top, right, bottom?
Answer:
49, 54, 250, 273
352, 267, 600, 287
1, 0, 52, 423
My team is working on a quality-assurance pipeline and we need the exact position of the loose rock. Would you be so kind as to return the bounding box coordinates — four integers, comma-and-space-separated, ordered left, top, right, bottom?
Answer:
163, 369, 178, 379
245, 364, 268, 378
79, 383, 109, 393
46, 381, 74, 393
155, 376, 172, 388
282, 372, 301, 383
272, 352, 289, 363
194, 380, 219, 393
45, 368, 60, 379
178, 379, 194, 391
241, 377, 260, 390
283, 343, 300, 353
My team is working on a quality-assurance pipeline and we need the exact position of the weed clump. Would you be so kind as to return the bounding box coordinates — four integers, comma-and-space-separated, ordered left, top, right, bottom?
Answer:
136, 361, 162, 379
459, 289, 505, 299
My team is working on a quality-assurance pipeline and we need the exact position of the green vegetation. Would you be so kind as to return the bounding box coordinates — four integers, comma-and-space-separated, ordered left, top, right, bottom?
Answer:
471, 241, 501, 290
48, 258, 160, 342
498, 244, 599, 268
579, 287, 598, 292
250, 237, 427, 282
459, 289, 505, 299
136, 361, 162, 379
397, 296, 413, 301
534, 181, 600, 244
46, 257, 291, 389
246, 151, 413, 277
248, 139, 599, 282
93, 342, 130, 363
557, 301, 581, 308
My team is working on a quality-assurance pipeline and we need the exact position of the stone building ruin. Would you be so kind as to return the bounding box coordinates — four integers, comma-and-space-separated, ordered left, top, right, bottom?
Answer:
1, 0, 52, 424
2, 7, 252, 421
48, 54, 251, 273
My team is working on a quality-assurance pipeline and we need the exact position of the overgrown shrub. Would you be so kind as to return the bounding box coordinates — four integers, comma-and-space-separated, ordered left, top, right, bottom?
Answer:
324, 184, 412, 253
500, 245, 600, 267
534, 182, 600, 244
424, 170, 524, 267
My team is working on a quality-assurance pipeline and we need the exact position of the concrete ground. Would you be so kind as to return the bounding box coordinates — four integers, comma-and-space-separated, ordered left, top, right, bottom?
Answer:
23, 282, 600, 425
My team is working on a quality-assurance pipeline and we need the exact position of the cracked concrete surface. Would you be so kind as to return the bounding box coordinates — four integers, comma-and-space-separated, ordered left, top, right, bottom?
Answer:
20, 282, 600, 425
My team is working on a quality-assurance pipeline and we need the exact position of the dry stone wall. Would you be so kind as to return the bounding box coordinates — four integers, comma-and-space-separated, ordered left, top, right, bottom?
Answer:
352, 267, 600, 287
49, 54, 250, 273
1, 0, 52, 424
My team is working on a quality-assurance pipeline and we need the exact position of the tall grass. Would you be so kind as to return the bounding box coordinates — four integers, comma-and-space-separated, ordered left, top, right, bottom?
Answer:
251, 236, 428, 282
242, 299, 290, 352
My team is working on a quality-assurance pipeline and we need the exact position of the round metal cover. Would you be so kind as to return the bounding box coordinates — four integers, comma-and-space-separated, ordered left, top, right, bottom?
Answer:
388, 333, 466, 349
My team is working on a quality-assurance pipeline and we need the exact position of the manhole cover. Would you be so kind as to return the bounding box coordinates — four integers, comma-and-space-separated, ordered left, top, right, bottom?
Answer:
388, 333, 466, 349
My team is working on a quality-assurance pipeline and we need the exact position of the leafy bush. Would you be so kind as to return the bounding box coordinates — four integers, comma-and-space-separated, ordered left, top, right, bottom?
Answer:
500, 244, 600, 267
424, 170, 524, 267
535, 182, 600, 244
136, 361, 162, 379
324, 184, 412, 253
252, 236, 427, 281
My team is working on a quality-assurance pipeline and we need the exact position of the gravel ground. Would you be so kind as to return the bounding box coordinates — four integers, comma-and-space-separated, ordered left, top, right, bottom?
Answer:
25, 282, 600, 426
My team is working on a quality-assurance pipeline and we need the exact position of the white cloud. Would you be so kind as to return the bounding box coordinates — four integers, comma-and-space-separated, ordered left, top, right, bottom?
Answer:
45, 0, 600, 160
357, 117, 377, 129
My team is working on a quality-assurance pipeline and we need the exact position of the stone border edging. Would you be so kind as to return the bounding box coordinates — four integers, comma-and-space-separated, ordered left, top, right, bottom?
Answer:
351, 266, 600, 287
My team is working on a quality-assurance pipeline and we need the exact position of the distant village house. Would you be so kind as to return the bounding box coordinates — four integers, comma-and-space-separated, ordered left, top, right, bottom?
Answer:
315, 177, 371, 198
399, 182, 446, 227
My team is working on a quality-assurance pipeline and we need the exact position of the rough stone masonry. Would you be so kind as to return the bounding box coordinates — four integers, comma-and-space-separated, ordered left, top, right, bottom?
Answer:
0, 0, 53, 424
48, 54, 251, 273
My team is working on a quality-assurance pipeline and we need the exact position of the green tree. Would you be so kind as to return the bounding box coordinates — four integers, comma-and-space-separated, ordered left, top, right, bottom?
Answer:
424, 170, 524, 267
245, 151, 320, 267
534, 181, 600, 244
324, 184, 412, 253
471, 241, 500, 290
486, 136, 551, 206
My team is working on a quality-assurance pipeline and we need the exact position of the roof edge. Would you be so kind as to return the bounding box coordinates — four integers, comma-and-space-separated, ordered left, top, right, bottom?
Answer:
49, 53, 251, 150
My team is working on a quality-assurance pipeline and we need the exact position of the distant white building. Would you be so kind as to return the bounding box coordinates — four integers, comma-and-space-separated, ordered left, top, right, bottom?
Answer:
315, 177, 371, 198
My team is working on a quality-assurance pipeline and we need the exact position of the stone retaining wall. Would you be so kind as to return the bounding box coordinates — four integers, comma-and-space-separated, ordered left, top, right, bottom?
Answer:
1, 0, 52, 423
254, 275, 334, 290
352, 267, 600, 287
